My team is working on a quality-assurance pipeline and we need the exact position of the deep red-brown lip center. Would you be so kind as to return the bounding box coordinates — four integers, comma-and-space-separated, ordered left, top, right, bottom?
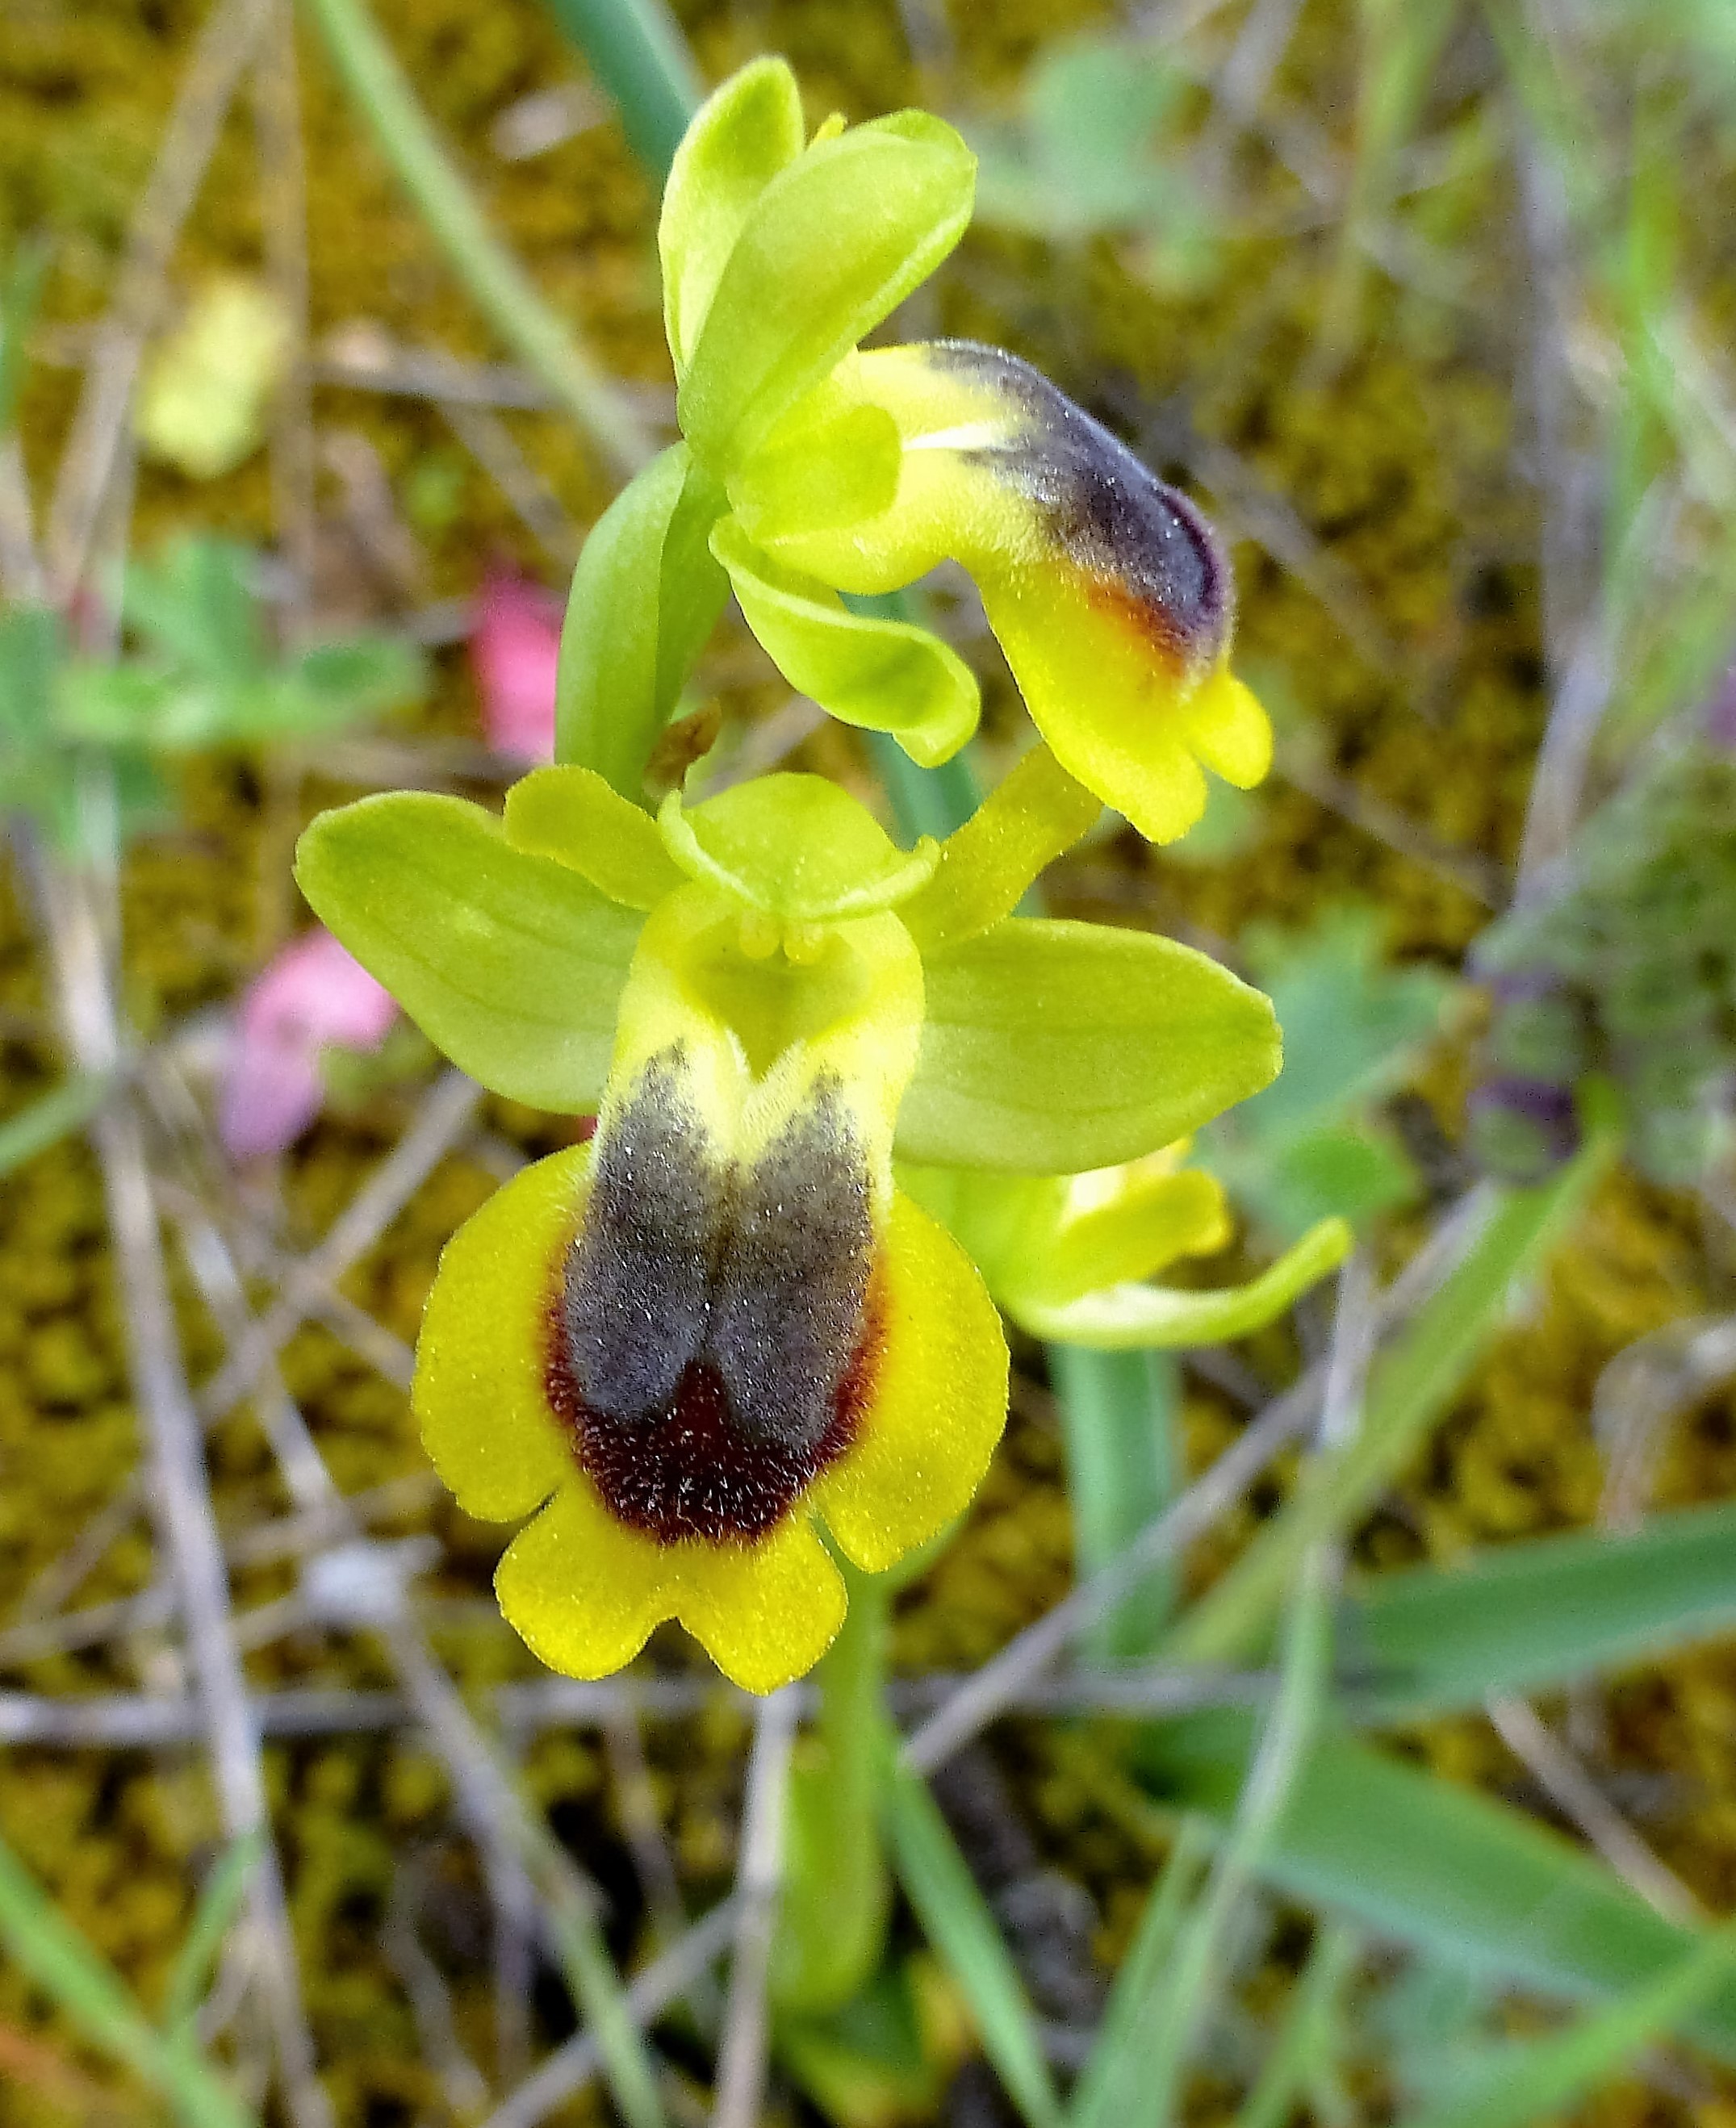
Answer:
546, 1282, 881, 1544
542, 1055, 884, 1545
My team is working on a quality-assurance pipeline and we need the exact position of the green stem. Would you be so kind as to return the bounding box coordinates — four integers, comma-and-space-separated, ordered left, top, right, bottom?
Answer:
296, 0, 652, 475
772, 1565, 893, 2014
540, 0, 701, 182
1051, 1345, 1179, 1664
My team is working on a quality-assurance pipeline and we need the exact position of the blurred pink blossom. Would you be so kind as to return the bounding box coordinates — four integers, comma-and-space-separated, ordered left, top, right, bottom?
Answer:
471, 571, 562, 762
220, 929, 397, 1159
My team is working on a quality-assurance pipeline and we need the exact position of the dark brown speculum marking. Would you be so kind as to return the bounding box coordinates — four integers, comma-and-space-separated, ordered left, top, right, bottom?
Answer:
922, 339, 1231, 665
546, 1053, 880, 1544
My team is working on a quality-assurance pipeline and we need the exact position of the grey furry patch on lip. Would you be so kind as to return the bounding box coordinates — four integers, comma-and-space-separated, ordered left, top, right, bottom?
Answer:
551, 1050, 876, 1541
918, 338, 1231, 659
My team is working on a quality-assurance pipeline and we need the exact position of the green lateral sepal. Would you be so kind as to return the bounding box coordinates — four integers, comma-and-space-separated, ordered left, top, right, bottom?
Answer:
896, 917, 1281, 1173
294, 792, 642, 1112
555, 442, 728, 797
711, 518, 979, 767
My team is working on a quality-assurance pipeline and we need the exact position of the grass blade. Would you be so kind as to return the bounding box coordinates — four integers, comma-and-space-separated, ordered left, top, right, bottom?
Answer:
885, 1757, 1063, 2128
1232, 1922, 1358, 2128
1342, 1495, 1736, 1718
1052, 1346, 1180, 1663
1169, 1139, 1609, 1666
0, 1073, 110, 1177
1067, 1821, 1211, 2127
1395, 1919, 1736, 2128
1157, 1716, 1736, 2063
0, 1829, 253, 2128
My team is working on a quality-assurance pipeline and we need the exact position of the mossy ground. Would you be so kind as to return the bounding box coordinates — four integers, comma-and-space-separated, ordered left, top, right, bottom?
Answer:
4, 0, 1736, 2122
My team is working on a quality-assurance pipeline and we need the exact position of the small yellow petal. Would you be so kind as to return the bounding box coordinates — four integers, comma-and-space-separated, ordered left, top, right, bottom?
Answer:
496, 1482, 847, 1694
1180, 667, 1273, 789
412, 1143, 591, 1521
675, 1516, 847, 1693
496, 1482, 674, 1679
815, 1189, 1008, 1573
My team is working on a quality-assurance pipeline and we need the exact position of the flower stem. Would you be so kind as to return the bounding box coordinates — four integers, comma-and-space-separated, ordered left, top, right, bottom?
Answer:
297, 0, 653, 476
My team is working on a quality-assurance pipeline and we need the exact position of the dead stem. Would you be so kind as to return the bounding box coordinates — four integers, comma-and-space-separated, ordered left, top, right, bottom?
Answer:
45, 0, 273, 600
23, 830, 333, 2128
709, 1688, 799, 2128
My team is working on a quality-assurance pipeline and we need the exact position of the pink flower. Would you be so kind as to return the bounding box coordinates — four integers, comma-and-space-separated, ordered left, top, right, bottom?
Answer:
470, 571, 562, 762
220, 930, 398, 1159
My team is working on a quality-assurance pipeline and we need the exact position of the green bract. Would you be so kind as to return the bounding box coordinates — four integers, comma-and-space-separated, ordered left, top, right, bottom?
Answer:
557, 56, 1274, 845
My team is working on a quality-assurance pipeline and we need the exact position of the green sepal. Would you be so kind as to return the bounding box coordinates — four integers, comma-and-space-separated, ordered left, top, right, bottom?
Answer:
1013, 1215, 1351, 1346
658, 771, 938, 924
896, 918, 1281, 1173
677, 111, 976, 470
555, 442, 728, 798
660, 56, 806, 376
504, 765, 686, 909
295, 792, 642, 1113
711, 517, 979, 767
900, 743, 1101, 951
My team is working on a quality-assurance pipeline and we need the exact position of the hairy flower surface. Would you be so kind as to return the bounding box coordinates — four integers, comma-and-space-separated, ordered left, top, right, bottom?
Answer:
297, 755, 1281, 1687
558, 57, 1270, 843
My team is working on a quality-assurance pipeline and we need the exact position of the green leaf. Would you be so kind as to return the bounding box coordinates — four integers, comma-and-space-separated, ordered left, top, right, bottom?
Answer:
161, 1835, 263, 2039
1235, 908, 1451, 1141
0, 1828, 252, 2128
0, 1074, 109, 1177
295, 792, 643, 1112
900, 743, 1101, 952
659, 772, 938, 923
1155, 1716, 1736, 2065
1394, 1921, 1736, 2128
1068, 1818, 1213, 2128
0, 237, 48, 437
897, 918, 1280, 1173
677, 111, 976, 469
504, 764, 686, 909
660, 56, 806, 374
0, 602, 62, 751
711, 517, 979, 767
123, 538, 265, 677
1204, 907, 1452, 1239
556, 442, 729, 797
1344, 1496, 1736, 1720
1169, 1142, 1610, 1666
885, 1760, 1063, 2128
